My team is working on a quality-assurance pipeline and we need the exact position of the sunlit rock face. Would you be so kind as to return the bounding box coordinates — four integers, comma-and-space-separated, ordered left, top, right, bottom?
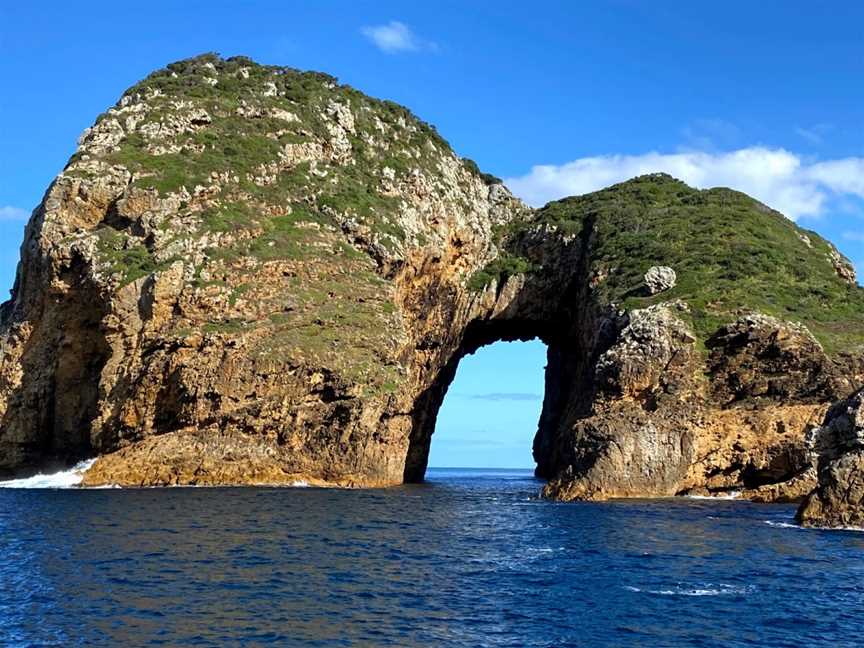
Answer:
796, 389, 864, 528
0, 55, 862, 510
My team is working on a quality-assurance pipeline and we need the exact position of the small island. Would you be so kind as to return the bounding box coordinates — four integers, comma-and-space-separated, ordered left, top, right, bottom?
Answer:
0, 54, 861, 528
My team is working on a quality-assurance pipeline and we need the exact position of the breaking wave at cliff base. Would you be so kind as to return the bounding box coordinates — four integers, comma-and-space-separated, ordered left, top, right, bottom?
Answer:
0, 458, 96, 489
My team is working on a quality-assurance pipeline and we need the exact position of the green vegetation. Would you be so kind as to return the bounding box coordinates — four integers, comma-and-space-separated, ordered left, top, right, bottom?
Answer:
462, 158, 503, 186
95, 226, 165, 285
89, 52, 468, 260
527, 173, 864, 353
76, 54, 864, 387
244, 269, 404, 396
468, 252, 536, 291
60, 53, 508, 396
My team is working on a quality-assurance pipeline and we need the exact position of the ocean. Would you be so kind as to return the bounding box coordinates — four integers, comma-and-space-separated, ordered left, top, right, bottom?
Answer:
1, 467, 862, 647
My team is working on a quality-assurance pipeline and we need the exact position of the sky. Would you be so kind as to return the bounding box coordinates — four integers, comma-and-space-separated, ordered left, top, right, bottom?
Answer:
1, 1, 862, 468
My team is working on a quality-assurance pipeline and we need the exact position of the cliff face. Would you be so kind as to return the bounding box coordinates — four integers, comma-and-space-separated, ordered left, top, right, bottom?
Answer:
796, 389, 864, 527
0, 54, 528, 487
0, 55, 862, 523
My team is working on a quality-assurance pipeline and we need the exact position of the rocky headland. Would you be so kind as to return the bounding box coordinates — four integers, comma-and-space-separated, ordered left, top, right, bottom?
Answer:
0, 54, 862, 527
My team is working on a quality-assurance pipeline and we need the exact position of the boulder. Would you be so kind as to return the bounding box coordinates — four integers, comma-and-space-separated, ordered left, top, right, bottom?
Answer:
644, 266, 677, 294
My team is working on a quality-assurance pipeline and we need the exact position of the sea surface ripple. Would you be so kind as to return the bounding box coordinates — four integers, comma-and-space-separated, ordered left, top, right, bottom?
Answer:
1, 468, 863, 647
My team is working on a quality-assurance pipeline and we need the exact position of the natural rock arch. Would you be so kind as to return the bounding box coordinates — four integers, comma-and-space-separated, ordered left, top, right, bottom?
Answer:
402, 322, 554, 483
0, 55, 861, 522
398, 219, 595, 484
395, 214, 700, 498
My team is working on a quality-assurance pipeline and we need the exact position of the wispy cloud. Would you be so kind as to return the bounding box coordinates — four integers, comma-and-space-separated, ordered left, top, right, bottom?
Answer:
843, 231, 864, 242
795, 123, 833, 145
680, 118, 741, 151
459, 392, 542, 402
361, 21, 434, 54
0, 206, 29, 221
505, 147, 864, 221
435, 437, 518, 449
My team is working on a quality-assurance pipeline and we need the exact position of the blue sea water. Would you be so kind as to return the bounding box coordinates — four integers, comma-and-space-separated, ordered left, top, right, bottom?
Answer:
1, 467, 863, 647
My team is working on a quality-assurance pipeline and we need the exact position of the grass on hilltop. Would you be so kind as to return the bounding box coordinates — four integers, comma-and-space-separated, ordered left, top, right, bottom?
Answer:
476, 174, 864, 354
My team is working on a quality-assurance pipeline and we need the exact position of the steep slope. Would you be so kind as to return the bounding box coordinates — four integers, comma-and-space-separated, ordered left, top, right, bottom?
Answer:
0, 53, 526, 484
523, 176, 862, 353
0, 55, 861, 525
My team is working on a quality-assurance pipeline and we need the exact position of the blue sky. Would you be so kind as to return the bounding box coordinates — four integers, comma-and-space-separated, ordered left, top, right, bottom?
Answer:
1, 1, 862, 468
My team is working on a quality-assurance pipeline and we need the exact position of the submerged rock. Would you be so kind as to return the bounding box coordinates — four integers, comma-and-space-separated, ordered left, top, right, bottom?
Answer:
0, 54, 862, 503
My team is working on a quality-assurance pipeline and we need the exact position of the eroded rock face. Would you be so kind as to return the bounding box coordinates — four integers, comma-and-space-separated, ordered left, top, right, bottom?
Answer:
827, 246, 857, 286
705, 314, 852, 405
539, 307, 848, 502
796, 389, 864, 527
0, 55, 862, 504
542, 303, 700, 500
0, 55, 527, 486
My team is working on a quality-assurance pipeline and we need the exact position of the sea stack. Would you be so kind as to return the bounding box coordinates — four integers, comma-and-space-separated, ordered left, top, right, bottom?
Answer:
0, 55, 862, 525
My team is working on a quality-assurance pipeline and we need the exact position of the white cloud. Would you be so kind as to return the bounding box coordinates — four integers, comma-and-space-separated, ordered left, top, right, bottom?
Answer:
808, 158, 864, 197
505, 147, 864, 221
795, 127, 823, 145
843, 231, 864, 242
361, 21, 433, 54
0, 206, 29, 221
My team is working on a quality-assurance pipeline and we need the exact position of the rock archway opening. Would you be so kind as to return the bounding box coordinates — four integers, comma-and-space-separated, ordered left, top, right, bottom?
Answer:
402, 308, 590, 483
426, 338, 548, 472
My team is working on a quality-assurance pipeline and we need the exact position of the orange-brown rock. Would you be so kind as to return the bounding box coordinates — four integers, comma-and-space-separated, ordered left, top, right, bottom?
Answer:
0, 54, 862, 514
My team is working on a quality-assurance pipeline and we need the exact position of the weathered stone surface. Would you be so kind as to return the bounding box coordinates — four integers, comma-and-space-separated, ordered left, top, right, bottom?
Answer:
827, 246, 857, 286
0, 54, 861, 505
541, 308, 843, 502
705, 314, 856, 406
542, 303, 700, 500
796, 389, 864, 527
643, 266, 676, 294
679, 404, 825, 502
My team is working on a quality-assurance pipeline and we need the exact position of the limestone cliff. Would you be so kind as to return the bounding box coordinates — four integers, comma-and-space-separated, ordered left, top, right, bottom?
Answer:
0, 55, 862, 516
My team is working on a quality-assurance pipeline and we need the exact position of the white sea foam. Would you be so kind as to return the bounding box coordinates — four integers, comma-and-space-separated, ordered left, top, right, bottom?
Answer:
0, 458, 96, 489
685, 491, 741, 500
290, 480, 310, 488
624, 584, 752, 597
765, 520, 864, 533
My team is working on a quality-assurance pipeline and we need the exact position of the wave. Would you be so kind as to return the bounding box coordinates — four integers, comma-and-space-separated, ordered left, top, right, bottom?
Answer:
765, 520, 864, 533
0, 466, 321, 490
684, 491, 741, 500
0, 458, 96, 489
623, 584, 752, 597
